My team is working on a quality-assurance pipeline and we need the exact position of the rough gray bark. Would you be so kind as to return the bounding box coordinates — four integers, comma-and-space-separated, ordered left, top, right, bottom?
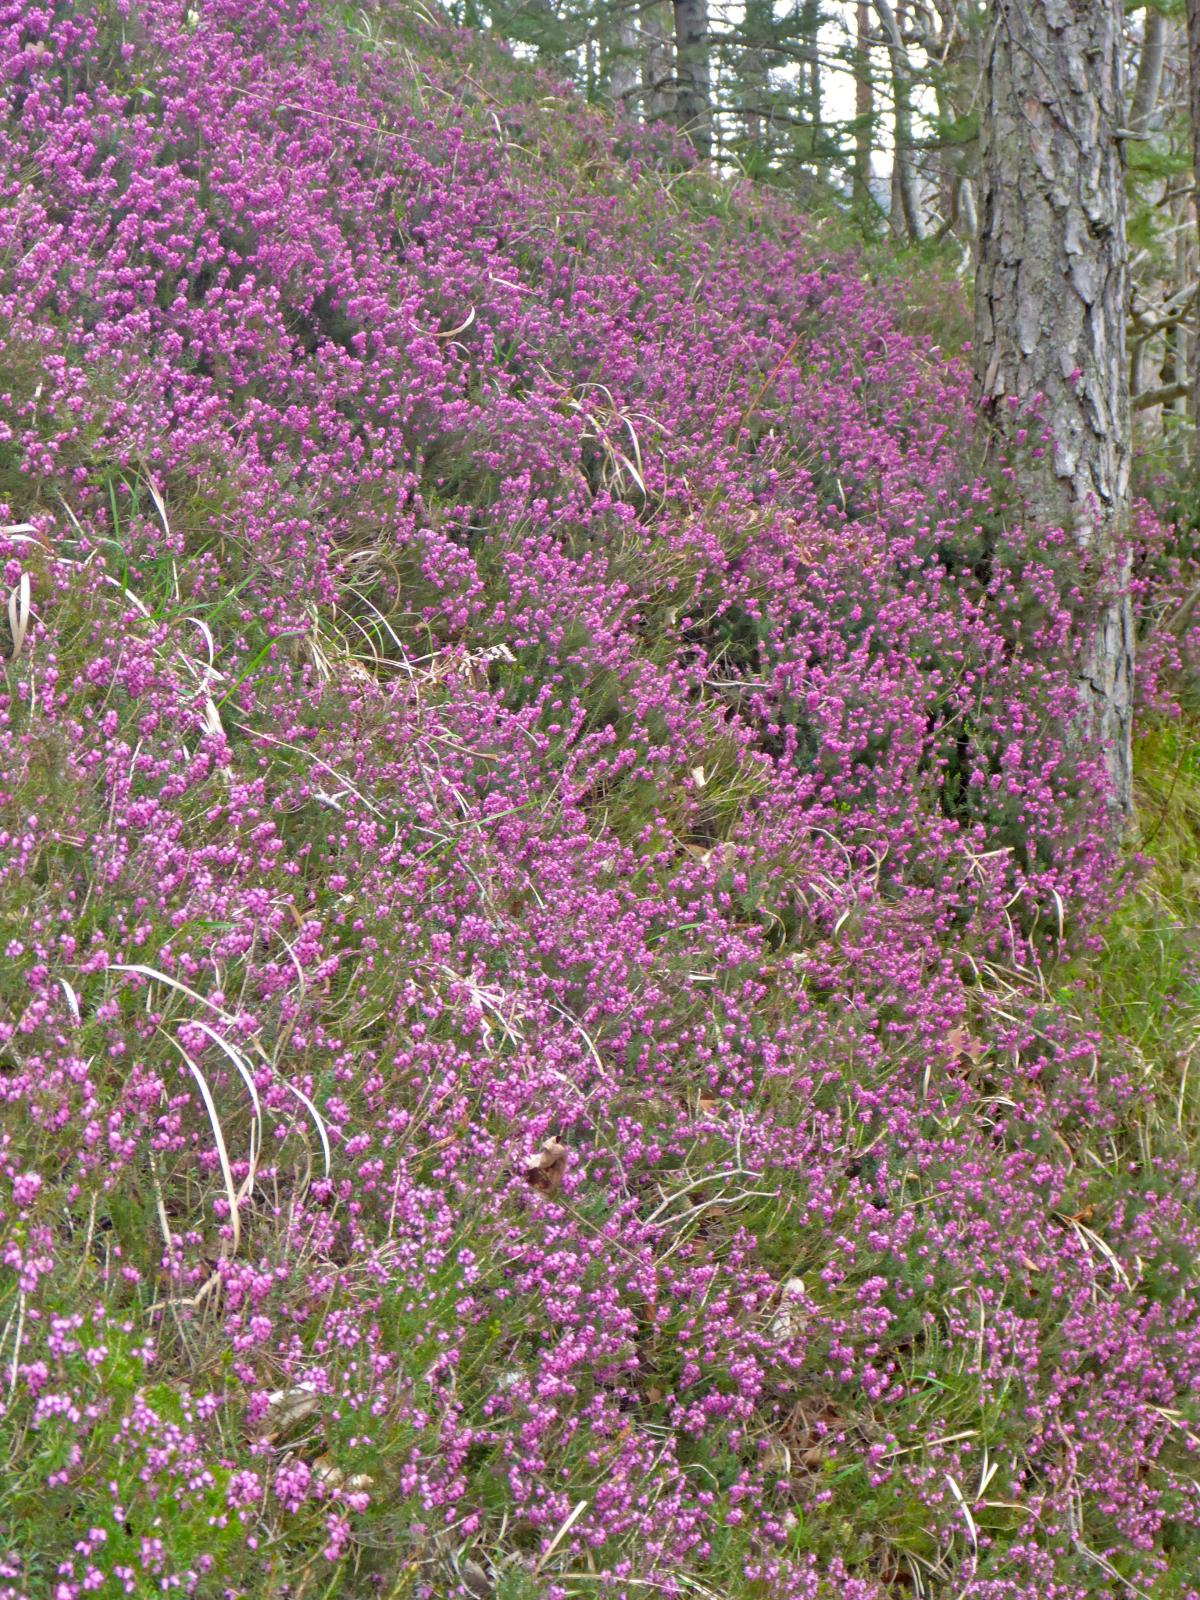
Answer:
673, 0, 711, 158
874, 0, 926, 241
975, 0, 1133, 817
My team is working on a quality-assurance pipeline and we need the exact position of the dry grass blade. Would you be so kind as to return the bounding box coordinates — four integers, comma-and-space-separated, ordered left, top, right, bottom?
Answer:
534, 1498, 589, 1572
186, 614, 218, 673
147, 1148, 175, 1265
277, 1079, 332, 1176
882, 1428, 977, 1459
945, 1471, 978, 1566
143, 472, 171, 539
7, 571, 30, 660
436, 304, 476, 339
228, 721, 385, 818
111, 962, 240, 1023
58, 976, 81, 1026
190, 1019, 263, 1202
201, 695, 225, 740
1056, 1211, 1133, 1291
111, 962, 331, 1176
167, 1033, 242, 1259
6, 1292, 26, 1396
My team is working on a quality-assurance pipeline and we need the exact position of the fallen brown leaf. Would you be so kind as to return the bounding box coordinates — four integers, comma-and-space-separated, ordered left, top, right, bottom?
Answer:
523, 1137, 569, 1198
946, 1024, 987, 1066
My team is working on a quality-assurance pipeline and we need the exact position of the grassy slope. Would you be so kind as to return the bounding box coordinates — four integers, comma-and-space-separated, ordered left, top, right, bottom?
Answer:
0, 5, 1197, 1599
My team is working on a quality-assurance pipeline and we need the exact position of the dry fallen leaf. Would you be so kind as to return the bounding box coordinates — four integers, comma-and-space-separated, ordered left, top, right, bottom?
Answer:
459, 1559, 492, 1599
770, 1276, 807, 1342
312, 1454, 375, 1494
262, 1384, 319, 1439
522, 1137, 569, 1198
946, 1024, 987, 1066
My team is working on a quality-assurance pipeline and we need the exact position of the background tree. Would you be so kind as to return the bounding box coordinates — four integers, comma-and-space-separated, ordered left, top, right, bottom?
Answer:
609, 4, 641, 108
875, 0, 925, 240
673, 0, 712, 154
1185, 0, 1200, 424
976, 0, 1133, 814
453, 0, 1200, 511
644, 3, 676, 122
852, 1, 875, 217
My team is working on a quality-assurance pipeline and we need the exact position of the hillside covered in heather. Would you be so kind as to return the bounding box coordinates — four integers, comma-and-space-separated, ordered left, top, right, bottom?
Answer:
1, 2, 1198, 1596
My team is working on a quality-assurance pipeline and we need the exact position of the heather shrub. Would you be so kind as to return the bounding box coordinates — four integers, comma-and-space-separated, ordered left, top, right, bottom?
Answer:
0, 2, 1197, 1597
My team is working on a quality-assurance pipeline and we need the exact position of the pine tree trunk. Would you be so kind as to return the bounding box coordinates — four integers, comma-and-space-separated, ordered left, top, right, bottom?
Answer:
976, 0, 1133, 817
1186, 0, 1200, 426
673, 0, 711, 158
739, 0, 772, 153
853, 1, 873, 216
800, 0, 823, 178
644, 3, 675, 122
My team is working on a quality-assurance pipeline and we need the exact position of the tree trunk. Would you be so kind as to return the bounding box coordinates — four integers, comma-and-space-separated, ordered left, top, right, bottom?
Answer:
739, 0, 772, 154
958, 174, 977, 239
1185, 0, 1200, 427
611, 9, 641, 110
1130, 7, 1168, 137
644, 3, 675, 123
800, 0, 824, 178
673, 0, 711, 159
976, 0, 1133, 817
853, 1, 874, 216
874, 0, 926, 241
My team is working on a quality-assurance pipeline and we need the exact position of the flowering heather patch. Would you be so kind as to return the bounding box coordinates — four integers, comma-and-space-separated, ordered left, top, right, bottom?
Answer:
0, 1, 1198, 1595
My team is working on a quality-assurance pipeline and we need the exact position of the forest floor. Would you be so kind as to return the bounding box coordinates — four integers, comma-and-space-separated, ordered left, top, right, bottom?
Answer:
0, 4, 1199, 1598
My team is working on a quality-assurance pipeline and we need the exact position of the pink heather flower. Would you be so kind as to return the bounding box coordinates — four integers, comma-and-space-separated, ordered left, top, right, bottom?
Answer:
11, 1173, 42, 1208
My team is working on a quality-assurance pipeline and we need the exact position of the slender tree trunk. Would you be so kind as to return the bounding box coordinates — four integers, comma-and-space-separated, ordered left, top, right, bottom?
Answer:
801, 0, 824, 177
1130, 7, 1168, 137
611, 8, 641, 110
958, 174, 977, 238
644, 3, 675, 123
1185, 0, 1200, 426
853, 1, 874, 216
976, 0, 1133, 817
874, 0, 926, 241
1181, 197, 1200, 428
673, 0, 711, 159
739, 0, 772, 153
1174, 225, 1194, 422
